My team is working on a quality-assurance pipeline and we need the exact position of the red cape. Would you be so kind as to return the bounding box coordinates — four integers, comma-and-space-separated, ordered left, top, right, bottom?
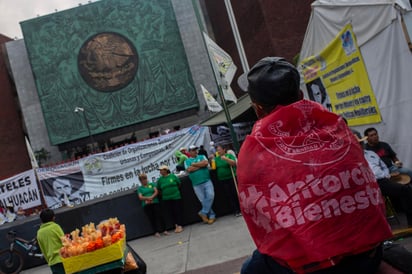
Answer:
237, 100, 392, 271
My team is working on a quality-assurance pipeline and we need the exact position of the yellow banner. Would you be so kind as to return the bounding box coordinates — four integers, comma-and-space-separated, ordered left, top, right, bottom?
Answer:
299, 24, 381, 126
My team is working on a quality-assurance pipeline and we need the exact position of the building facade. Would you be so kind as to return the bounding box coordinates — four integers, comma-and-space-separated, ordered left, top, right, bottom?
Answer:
0, 35, 32, 178
0, 0, 312, 170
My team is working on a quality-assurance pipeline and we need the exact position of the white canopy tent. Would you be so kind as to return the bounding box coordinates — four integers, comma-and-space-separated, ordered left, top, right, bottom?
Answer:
299, 0, 412, 167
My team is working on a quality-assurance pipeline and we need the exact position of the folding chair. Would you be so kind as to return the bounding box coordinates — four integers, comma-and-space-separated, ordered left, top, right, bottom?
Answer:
385, 196, 400, 225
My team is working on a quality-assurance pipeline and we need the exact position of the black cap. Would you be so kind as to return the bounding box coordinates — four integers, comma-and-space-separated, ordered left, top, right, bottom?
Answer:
238, 57, 300, 106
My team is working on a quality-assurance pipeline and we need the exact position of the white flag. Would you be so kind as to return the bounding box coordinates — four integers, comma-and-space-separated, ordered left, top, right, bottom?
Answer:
220, 79, 238, 104
203, 32, 238, 103
25, 136, 39, 168
201, 85, 223, 112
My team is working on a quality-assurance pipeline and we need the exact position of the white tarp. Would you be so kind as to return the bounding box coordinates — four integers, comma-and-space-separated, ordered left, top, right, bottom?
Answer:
300, 0, 412, 167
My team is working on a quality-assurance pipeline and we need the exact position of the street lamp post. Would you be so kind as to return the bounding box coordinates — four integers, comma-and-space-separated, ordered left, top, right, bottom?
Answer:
74, 106, 95, 153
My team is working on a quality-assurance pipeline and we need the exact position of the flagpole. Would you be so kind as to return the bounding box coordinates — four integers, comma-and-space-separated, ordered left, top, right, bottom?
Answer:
224, 0, 249, 73
230, 166, 239, 194
217, 73, 240, 154
192, 0, 241, 154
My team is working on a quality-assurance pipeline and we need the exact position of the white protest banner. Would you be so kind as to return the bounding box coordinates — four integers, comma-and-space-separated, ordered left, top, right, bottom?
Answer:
0, 169, 41, 210
37, 126, 209, 208
79, 126, 208, 200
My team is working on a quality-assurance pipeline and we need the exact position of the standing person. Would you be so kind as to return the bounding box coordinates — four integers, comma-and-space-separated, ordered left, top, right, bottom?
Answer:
137, 173, 168, 237
156, 165, 184, 233
37, 209, 65, 274
198, 145, 208, 158
364, 127, 412, 178
236, 57, 392, 273
209, 141, 217, 157
215, 144, 241, 217
185, 145, 216, 224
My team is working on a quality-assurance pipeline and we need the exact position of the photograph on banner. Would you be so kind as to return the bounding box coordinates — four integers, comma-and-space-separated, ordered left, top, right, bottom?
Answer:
0, 169, 42, 211
40, 171, 89, 209
299, 24, 382, 126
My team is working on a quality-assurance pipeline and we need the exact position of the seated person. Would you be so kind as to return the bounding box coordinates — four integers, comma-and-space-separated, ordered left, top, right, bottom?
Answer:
16, 207, 26, 220
364, 127, 412, 179
0, 207, 6, 225
4, 203, 16, 222
362, 140, 412, 227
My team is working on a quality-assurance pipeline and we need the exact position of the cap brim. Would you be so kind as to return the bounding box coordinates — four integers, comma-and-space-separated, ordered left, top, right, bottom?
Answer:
237, 72, 249, 92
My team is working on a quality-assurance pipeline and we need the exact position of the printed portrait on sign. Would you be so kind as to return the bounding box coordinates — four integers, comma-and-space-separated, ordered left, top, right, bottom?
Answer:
306, 77, 332, 111
41, 172, 90, 209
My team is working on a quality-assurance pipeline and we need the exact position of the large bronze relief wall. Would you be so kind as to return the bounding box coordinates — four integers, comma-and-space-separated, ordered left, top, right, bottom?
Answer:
78, 32, 139, 92
21, 0, 198, 145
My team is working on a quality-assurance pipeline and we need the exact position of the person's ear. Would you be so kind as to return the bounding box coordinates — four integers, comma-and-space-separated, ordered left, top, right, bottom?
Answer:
298, 90, 304, 100
251, 102, 267, 119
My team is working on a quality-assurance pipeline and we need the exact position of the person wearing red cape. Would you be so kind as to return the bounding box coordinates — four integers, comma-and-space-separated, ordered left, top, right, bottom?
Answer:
237, 57, 392, 273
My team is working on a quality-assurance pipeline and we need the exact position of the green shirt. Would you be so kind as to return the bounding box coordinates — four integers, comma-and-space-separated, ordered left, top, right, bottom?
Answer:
174, 150, 188, 165
215, 153, 236, 180
37, 221, 64, 266
156, 174, 181, 200
137, 182, 159, 207
185, 155, 211, 185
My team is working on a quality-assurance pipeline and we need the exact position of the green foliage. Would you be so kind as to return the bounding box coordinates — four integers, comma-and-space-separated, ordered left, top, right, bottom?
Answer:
292, 53, 300, 66
34, 148, 51, 166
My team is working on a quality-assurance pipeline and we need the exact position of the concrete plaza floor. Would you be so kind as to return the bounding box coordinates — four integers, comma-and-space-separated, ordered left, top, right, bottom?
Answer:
21, 214, 254, 274
21, 212, 412, 274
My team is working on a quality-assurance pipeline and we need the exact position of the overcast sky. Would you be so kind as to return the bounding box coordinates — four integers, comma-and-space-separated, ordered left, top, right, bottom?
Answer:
0, 0, 100, 39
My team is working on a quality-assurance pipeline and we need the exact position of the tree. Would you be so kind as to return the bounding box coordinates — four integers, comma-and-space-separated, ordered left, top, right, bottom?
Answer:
34, 148, 51, 166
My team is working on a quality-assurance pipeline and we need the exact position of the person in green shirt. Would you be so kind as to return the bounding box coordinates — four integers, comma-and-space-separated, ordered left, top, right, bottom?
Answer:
37, 209, 65, 274
137, 173, 168, 237
156, 165, 184, 233
174, 149, 188, 172
185, 145, 216, 224
215, 145, 241, 217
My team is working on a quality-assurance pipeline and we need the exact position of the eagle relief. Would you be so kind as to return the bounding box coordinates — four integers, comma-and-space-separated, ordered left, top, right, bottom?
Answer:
78, 32, 139, 92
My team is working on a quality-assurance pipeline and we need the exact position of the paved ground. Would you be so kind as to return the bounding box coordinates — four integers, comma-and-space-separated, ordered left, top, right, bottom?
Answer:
22, 214, 254, 274
22, 212, 412, 274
